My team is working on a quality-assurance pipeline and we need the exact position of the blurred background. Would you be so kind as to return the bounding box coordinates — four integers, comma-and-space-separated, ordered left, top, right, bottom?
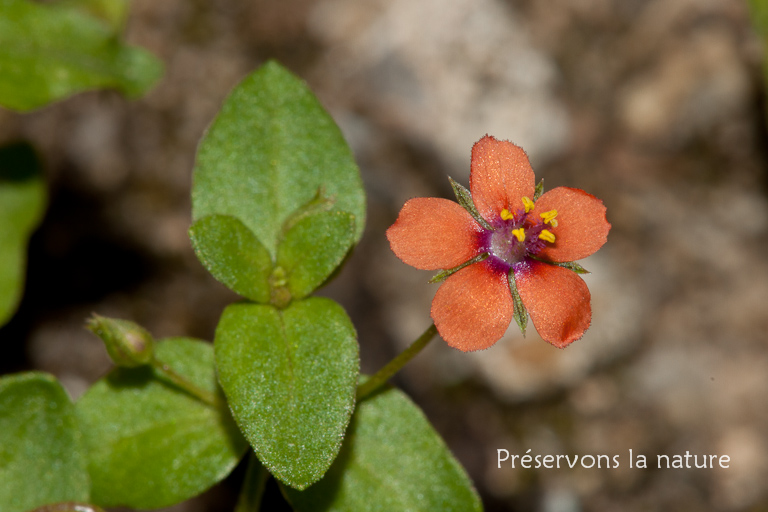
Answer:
2, 0, 768, 510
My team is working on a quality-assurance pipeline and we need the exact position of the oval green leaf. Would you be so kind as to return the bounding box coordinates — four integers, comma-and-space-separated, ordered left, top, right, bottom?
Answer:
0, 0, 163, 112
0, 143, 46, 327
284, 384, 483, 512
215, 297, 359, 489
277, 210, 355, 299
0, 372, 89, 512
192, 61, 366, 259
189, 214, 273, 302
76, 337, 248, 509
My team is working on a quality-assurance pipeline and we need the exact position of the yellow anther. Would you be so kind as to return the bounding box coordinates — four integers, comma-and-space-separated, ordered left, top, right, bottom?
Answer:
539, 229, 555, 243
511, 228, 526, 242
500, 208, 514, 221
540, 209, 558, 227
522, 196, 535, 213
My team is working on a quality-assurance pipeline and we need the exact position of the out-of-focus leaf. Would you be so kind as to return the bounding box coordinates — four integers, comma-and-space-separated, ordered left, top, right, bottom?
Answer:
189, 214, 273, 302
192, 61, 366, 259
0, 0, 162, 111
215, 297, 359, 490
59, 0, 129, 31
277, 210, 355, 299
749, 0, 768, 94
0, 372, 89, 512
77, 337, 248, 509
27, 503, 105, 512
0, 143, 46, 327
284, 383, 483, 512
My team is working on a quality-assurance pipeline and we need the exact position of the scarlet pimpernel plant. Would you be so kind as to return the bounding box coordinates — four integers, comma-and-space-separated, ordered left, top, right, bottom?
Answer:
1, 56, 610, 512
387, 135, 611, 351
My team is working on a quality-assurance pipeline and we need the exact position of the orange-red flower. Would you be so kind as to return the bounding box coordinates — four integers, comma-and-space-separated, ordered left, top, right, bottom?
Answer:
386, 135, 610, 351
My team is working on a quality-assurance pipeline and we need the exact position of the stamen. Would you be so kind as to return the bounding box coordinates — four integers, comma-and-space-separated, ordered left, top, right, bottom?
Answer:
500, 208, 514, 221
522, 196, 535, 213
512, 228, 526, 242
540, 209, 558, 227
539, 229, 555, 243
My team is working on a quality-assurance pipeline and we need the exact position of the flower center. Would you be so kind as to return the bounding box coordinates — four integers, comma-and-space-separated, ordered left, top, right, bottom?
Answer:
481, 198, 558, 270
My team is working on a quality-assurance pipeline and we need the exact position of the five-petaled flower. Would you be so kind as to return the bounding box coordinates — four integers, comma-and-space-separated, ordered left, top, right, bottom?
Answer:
386, 135, 611, 351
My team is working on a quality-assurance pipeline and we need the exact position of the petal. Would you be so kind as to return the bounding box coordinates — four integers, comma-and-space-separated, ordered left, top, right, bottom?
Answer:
470, 135, 536, 223
387, 197, 482, 270
431, 262, 513, 351
515, 261, 591, 348
532, 187, 610, 262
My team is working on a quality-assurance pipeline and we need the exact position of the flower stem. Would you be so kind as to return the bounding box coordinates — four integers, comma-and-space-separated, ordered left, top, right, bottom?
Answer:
151, 358, 218, 407
357, 323, 438, 400
235, 452, 269, 512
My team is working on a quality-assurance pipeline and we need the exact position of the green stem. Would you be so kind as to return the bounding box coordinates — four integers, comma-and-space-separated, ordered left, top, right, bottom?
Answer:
151, 358, 218, 407
235, 452, 269, 512
357, 323, 437, 400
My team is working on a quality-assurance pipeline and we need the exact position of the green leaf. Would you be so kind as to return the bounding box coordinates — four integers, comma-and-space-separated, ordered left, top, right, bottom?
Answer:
192, 61, 366, 259
448, 176, 492, 230
76, 337, 248, 509
277, 210, 355, 299
215, 297, 359, 489
0, 372, 89, 512
0, 143, 46, 327
189, 214, 273, 302
284, 383, 483, 512
533, 178, 544, 201
0, 0, 163, 112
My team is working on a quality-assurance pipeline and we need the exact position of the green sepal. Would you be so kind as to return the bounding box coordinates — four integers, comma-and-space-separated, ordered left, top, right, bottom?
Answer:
507, 271, 528, 336
531, 256, 590, 274
533, 178, 545, 201
429, 253, 488, 283
189, 214, 273, 303
86, 314, 155, 368
553, 260, 590, 274
448, 176, 492, 230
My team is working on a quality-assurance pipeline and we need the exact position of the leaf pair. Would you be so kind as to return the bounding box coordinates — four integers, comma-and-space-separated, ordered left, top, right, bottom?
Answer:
189, 209, 355, 306
190, 62, 365, 490
189, 60, 365, 307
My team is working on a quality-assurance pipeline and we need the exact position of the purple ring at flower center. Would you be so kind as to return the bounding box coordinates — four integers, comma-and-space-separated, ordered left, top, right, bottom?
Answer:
478, 210, 547, 274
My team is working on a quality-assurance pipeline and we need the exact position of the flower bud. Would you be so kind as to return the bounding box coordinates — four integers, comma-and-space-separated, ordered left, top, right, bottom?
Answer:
86, 314, 154, 367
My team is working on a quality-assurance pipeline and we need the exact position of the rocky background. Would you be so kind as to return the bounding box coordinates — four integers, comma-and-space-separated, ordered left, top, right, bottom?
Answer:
2, 0, 768, 510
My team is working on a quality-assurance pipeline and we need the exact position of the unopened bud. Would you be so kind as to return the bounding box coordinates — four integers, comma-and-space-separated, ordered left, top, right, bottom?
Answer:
86, 314, 155, 367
